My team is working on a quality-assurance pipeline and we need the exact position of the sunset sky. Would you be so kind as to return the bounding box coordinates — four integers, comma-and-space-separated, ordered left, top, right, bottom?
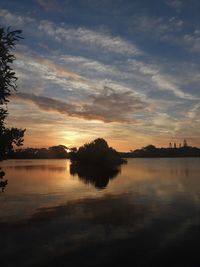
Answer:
0, 0, 200, 151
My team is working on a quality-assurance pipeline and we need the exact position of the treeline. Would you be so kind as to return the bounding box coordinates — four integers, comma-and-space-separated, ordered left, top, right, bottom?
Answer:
120, 145, 200, 158
7, 142, 200, 160
8, 145, 71, 159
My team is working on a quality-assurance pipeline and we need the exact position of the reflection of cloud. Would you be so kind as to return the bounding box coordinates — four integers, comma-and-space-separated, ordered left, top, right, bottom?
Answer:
1, 189, 200, 267
13, 88, 146, 123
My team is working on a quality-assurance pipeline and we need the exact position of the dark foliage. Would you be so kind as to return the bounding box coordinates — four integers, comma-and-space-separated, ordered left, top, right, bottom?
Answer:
69, 138, 125, 189
9, 145, 69, 159
121, 144, 200, 158
70, 138, 126, 166
0, 167, 7, 192
0, 28, 22, 103
0, 27, 25, 161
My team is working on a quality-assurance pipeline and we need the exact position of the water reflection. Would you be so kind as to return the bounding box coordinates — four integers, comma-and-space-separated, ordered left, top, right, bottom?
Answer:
0, 168, 7, 192
70, 162, 121, 189
0, 193, 200, 267
6, 165, 66, 172
0, 159, 200, 266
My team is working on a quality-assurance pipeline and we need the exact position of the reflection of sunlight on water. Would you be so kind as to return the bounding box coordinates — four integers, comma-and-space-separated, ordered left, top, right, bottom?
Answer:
66, 159, 70, 172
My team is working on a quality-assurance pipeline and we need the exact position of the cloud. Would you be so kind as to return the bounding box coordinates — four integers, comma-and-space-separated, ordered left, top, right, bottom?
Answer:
187, 104, 200, 119
130, 15, 183, 39
13, 88, 146, 123
38, 20, 141, 56
128, 59, 196, 100
78, 87, 146, 122
166, 0, 182, 10
182, 31, 200, 53
30, 57, 86, 82
37, 0, 62, 11
0, 8, 141, 56
0, 9, 34, 26
151, 74, 196, 100
14, 51, 94, 97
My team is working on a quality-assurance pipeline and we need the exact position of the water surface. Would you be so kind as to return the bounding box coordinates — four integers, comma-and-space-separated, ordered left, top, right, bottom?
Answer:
0, 158, 200, 267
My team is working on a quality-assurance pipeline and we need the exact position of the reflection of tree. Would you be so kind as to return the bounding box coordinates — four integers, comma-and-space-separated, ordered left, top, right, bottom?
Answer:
70, 162, 120, 189
0, 168, 7, 192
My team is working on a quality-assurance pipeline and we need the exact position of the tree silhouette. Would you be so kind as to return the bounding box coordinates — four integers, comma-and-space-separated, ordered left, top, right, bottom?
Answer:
70, 138, 126, 166
69, 138, 124, 189
0, 27, 25, 161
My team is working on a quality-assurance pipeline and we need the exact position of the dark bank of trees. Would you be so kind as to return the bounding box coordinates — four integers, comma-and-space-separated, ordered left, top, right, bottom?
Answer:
9, 140, 200, 160
9, 145, 69, 159
120, 144, 200, 158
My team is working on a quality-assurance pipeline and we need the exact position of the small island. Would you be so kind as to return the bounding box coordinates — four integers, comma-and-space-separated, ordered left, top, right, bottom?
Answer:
69, 138, 126, 166
69, 138, 126, 189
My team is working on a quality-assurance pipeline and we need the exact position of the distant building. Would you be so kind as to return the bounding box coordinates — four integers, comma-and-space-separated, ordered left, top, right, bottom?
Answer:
183, 139, 188, 147
174, 143, 177, 149
168, 140, 188, 149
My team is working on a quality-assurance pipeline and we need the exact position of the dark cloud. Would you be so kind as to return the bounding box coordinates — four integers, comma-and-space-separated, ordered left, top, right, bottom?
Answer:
13, 87, 146, 123
79, 87, 146, 122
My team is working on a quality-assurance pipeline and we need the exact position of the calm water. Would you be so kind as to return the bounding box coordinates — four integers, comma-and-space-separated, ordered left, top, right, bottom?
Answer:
0, 158, 200, 267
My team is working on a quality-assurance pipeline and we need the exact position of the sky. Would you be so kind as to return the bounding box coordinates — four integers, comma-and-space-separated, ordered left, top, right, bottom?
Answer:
0, 0, 200, 151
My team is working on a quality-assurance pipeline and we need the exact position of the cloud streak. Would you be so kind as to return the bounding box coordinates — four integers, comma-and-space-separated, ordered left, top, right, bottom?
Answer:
0, 8, 141, 56
13, 88, 146, 123
37, 20, 142, 56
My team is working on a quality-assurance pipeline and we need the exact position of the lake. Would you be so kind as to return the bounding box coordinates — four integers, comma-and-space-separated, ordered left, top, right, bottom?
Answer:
0, 158, 200, 267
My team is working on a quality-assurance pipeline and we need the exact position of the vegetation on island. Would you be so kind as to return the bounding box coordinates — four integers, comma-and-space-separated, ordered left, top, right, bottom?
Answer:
69, 138, 125, 189
70, 138, 126, 166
